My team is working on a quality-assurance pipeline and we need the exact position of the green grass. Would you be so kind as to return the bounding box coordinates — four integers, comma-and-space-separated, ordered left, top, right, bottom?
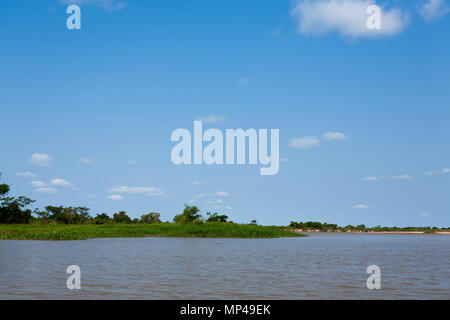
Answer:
0, 223, 305, 240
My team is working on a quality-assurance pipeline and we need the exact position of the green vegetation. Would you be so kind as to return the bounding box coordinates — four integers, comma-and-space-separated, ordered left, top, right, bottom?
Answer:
1, 173, 447, 240
0, 173, 302, 240
0, 223, 304, 240
289, 221, 450, 233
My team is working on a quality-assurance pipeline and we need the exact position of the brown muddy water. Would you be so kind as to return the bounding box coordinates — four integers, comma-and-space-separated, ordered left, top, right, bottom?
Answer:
0, 233, 448, 299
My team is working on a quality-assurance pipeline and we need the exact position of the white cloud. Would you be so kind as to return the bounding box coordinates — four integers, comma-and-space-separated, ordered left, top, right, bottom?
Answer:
290, 136, 320, 149
420, 212, 430, 217
196, 115, 228, 124
420, 0, 450, 22
36, 187, 58, 194
237, 77, 252, 85
323, 131, 349, 141
441, 168, 450, 174
50, 178, 74, 188
117, 160, 137, 165
80, 158, 93, 164
108, 195, 123, 200
214, 205, 232, 210
29, 153, 52, 167
216, 191, 230, 196
351, 204, 374, 209
363, 176, 379, 181
16, 172, 36, 178
425, 170, 437, 176
291, 0, 409, 38
109, 186, 165, 196
390, 174, 413, 180
31, 181, 46, 187
192, 181, 204, 185
59, 0, 125, 10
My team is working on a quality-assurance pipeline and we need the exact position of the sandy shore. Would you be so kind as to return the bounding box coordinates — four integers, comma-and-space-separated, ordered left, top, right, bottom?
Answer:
289, 229, 450, 235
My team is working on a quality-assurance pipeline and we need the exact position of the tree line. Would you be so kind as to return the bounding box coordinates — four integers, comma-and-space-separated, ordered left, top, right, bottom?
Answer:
289, 221, 447, 232
0, 172, 233, 225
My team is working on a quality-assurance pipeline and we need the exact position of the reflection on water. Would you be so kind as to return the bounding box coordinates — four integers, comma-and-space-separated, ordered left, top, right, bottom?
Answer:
0, 233, 449, 299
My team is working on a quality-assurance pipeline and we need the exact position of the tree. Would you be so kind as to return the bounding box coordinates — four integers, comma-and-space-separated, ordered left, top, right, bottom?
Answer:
0, 196, 35, 224
0, 173, 10, 196
173, 205, 202, 224
141, 212, 161, 224
0, 173, 35, 224
250, 219, 257, 225
113, 211, 132, 223
206, 212, 228, 222
94, 213, 110, 224
44, 206, 91, 224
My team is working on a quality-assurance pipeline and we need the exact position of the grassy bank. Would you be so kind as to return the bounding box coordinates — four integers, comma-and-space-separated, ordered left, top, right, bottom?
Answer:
0, 223, 305, 240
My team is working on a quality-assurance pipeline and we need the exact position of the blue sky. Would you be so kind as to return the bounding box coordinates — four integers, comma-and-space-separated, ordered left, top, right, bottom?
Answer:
1, 0, 449, 227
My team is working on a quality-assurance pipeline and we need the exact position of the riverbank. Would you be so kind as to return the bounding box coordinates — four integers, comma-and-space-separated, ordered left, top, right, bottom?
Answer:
0, 223, 305, 240
288, 229, 450, 235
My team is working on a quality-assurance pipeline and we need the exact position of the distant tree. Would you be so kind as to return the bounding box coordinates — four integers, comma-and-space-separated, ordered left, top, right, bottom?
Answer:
0, 196, 35, 224
113, 211, 132, 223
44, 206, 91, 224
206, 212, 228, 222
94, 213, 110, 224
0, 173, 35, 224
0, 173, 10, 196
356, 224, 366, 231
173, 205, 202, 224
250, 219, 257, 225
141, 212, 161, 224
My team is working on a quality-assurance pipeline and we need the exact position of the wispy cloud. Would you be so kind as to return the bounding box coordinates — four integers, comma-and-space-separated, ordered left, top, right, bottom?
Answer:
50, 178, 74, 188
351, 204, 374, 209
390, 174, 413, 180
36, 187, 58, 194
216, 191, 230, 196
214, 205, 232, 210
425, 168, 450, 176
363, 176, 379, 181
323, 131, 349, 141
31, 181, 46, 188
16, 172, 36, 178
192, 181, 204, 185
420, 0, 450, 22
291, 0, 409, 39
59, 0, 125, 10
117, 160, 137, 165
290, 136, 320, 149
29, 153, 52, 167
196, 115, 228, 124
80, 158, 93, 164
419, 212, 430, 217
108, 194, 123, 200
109, 185, 165, 196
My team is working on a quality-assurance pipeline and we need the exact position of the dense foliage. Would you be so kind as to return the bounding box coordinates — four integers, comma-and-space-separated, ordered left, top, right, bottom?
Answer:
0, 223, 304, 240
289, 221, 447, 232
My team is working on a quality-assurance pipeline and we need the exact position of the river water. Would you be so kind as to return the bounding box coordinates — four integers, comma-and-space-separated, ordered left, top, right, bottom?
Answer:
0, 233, 448, 299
